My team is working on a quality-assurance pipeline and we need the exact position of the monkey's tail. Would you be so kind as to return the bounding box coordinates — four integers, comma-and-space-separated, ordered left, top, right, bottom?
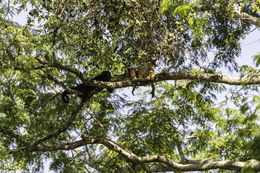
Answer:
150, 84, 155, 97
131, 87, 136, 96
62, 91, 69, 103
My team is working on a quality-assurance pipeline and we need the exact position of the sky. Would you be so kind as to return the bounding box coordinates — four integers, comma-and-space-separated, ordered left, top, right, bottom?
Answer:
240, 29, 260, 66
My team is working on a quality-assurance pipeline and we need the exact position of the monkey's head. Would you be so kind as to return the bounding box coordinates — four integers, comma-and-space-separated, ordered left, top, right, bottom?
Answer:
100, 71, 112, 81
124, 67, 134, 77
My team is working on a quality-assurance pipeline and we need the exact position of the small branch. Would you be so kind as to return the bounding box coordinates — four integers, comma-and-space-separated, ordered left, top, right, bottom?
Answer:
74, 148, 105, 172
30, 100, 85, 147
232, 3, 260, 27
35, 59, 115, 90
0, 127, 28, 145
35, 58, 88, 83
162, 81, 192, 95
176, 142, 187, 163
37, 71, 83, 96
89, 113, 105, 131
38, 73, 61, 93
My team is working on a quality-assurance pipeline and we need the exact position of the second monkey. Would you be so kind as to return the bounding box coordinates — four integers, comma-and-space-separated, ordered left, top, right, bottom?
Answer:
124, 67, 156, 97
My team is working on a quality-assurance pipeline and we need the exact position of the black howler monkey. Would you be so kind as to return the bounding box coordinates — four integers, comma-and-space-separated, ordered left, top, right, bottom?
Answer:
62, 71, 113, 103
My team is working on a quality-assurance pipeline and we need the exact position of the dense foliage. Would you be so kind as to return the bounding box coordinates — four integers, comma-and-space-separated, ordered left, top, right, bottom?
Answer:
0, 0, 259, 172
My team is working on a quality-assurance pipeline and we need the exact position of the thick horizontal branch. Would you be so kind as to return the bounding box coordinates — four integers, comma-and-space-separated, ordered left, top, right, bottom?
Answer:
102, 72, 260, 90
35, 59, 260, 90
16, 137, 260, 172
155, 72, 260, 85
37, 69, 259, 100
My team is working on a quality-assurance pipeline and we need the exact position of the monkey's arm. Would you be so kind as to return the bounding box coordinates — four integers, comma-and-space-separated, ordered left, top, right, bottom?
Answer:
107, 87, 114, 93
61, 91, 69, 103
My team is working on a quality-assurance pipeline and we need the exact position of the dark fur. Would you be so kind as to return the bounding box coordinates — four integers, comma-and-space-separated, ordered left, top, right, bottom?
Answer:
62, 71, 113, 103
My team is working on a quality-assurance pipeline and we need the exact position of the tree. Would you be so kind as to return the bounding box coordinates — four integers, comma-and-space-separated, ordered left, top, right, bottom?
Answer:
0, 0, 260, 172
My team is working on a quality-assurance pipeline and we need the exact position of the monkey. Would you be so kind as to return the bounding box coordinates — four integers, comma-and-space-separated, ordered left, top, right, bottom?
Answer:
124, 67, 155, 81
124, 67, 156, 97
62, 71, 113, 103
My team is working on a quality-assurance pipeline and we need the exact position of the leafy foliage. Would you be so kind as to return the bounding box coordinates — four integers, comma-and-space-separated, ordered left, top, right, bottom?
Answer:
0, 0, 259, 172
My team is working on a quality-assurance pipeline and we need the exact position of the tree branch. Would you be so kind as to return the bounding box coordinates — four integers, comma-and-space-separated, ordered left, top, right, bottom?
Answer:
38, 71, 83, 96
0, 127, 28, 145
14, 137, 260, 172
73, 149, 105, 172
35, 58, 115, 90
107, 72, 260, 90
156, 72, 260, 85
35, 58, 88, 83
41, 71, 258, 95
35, 58, 260, 90
194, 4, 260, 27
177, 141, 188, 163
27, 78, 108, 147
30, 100, 85, 147
232, 4, 260, 27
